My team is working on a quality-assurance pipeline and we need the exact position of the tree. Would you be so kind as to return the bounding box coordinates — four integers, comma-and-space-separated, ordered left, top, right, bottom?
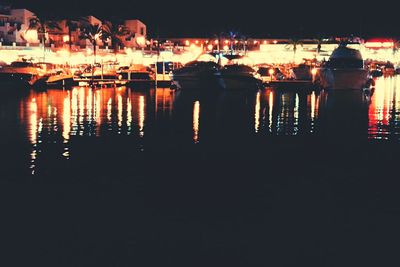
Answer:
239, 34, 248, 54
79, 22, 103, 64
392, 39, 400, 57
28, 17, 60, 61
314, 35, 325, 56
287, 37, 303, 63
227, 30, 242, 55
65, 19, 79, 54
101, 20, 130, 56
217, 30, 243, 55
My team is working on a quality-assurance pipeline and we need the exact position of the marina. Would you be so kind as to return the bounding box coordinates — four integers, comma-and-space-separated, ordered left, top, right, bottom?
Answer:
2, 1, 400, 266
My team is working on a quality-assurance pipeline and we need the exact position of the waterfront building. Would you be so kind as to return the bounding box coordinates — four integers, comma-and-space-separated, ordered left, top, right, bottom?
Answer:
0, 8, 37, 45
122, 19, 147, 49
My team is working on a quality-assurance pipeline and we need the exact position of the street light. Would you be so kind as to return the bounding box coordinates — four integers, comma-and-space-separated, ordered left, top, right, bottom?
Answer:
269, 68, 275, 82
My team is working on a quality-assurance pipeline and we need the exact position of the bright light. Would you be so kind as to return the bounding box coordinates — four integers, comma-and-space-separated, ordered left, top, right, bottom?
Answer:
268, 68, 275, 75
193, 101, 200, 143
223, 45, 229, 51
365, 41, 394, 49
254, 40, 258, 44
273, 40, 277, 44
311, 68, 317, 75
224, 40, 229, 44
136, 36, 146, 47
63, 35, 70, 43
207, 44, 213, 51
125, 47, 133, 54
24, 29, 38, 43
58, 49, 69, 60
195, 40, 199, 44
214, 40, 218, 44
139, 96, 145, 137
185, 40, 190, 46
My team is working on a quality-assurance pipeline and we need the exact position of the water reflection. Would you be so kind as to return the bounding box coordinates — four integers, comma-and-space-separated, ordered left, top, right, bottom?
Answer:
368, 76, 400, 140
19, 87, 161, 174
9, 77, 400, 174
254, 89, 322, 136
193, 100, 200, 143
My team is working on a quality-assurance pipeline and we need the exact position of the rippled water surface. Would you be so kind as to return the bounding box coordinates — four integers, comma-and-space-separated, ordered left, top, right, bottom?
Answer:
2, 77, 400, 266
1, 76, 398, 174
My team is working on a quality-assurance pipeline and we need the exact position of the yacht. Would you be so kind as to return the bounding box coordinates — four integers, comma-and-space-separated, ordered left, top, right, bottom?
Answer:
257, 65, 286, 84
46, 69, 76, 88
171, 61, 223, 90
79, 63, 118, 80
117, 64, 155, 89
152, 61, 183, 87
0, 60, 47, 87
290, 63, 313, 80
220, 64, 262, 90
318, 44, 368, 90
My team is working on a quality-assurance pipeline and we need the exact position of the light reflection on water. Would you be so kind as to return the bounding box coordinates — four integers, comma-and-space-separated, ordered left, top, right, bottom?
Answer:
5, 76, 400, 174
368, 76, 400, 140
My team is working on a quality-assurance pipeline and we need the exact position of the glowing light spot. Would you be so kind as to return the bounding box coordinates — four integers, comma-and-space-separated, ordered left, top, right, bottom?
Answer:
193, 101, 200, 143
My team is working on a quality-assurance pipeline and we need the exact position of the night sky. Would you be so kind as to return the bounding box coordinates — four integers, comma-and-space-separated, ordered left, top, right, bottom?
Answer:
6, 0, 400, 38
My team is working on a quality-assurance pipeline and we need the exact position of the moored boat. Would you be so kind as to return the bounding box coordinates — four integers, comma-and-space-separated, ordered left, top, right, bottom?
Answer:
171, 61, 223, 90
318, 43, 369, 90
79, 63, 118, 80
0, 60, 47, 88
117, 64, 155, 89
291, 63, 313, 80
46, 70, 76, 88
220, 64, 262, 90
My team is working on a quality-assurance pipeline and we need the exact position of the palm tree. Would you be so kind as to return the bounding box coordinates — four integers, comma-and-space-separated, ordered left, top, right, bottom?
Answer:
392, 39, 400, 57
28, 17, 60, 61
239, 34, 248, 54
79, 22, 103, 64
287, 37, 303, 63
314, 35, 325, 56
217, 30, 243, 55
101, 21, 130, 57
65, 19, 79, 54
227, 30, 239, 55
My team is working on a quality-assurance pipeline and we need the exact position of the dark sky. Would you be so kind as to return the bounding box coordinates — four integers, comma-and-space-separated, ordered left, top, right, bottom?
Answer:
6, 0, 400, 38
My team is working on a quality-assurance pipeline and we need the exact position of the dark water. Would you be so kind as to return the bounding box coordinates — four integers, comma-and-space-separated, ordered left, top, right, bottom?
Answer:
1, 77, 400, 266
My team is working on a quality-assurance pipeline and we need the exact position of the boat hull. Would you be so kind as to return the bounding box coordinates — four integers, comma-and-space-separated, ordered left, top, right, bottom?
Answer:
292, 67, 312, 80
125, 80, 155, 90
172, 73, 223, 90
0, 72, 41, 87
221, 75, 262, 90
46, 75, 77, 88
319, 68, 368, 90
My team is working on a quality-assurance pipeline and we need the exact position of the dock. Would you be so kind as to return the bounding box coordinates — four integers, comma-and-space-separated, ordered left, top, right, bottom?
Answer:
74, 78, 126, 88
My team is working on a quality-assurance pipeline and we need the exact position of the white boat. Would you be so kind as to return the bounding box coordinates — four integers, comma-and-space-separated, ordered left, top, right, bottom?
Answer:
153, 61, 183, 87
0, 61, 47, 87
117, 64, 155, 89
220, 64, 262, 90
318, 44, 368, 90
46, 70, 75, 87
79, 63, 118, 80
